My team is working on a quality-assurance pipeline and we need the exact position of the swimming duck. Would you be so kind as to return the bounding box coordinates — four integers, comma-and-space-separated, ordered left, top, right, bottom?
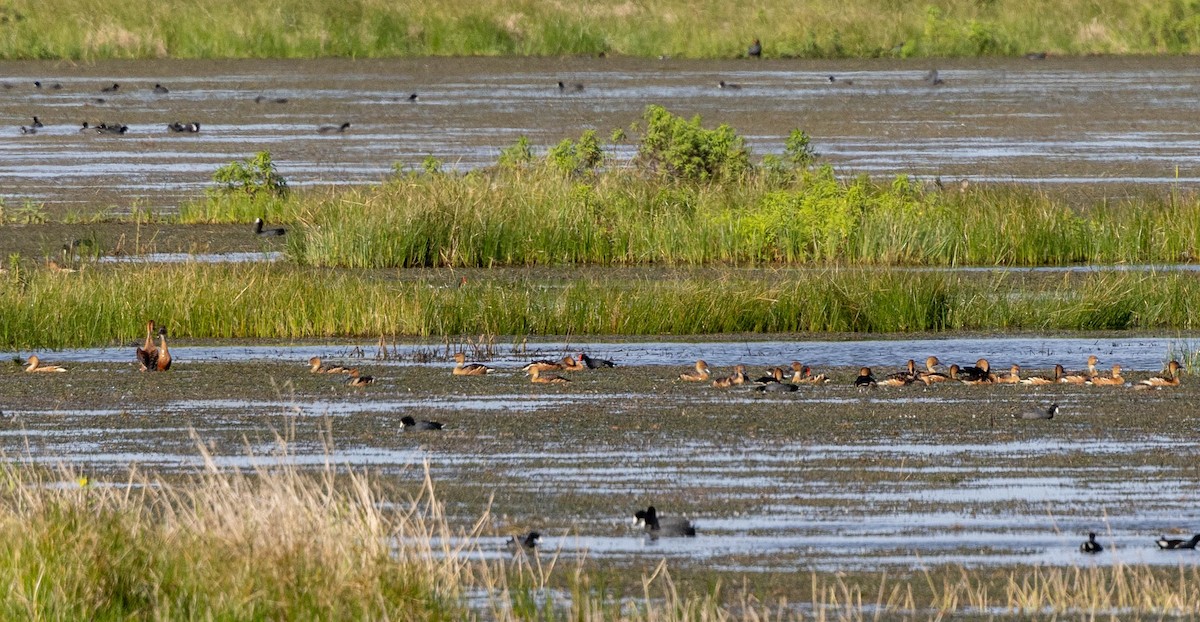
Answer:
317, 122, 351, 134
1014, 403, 1058, 420
407, 93, 418, 101
924, 69, 944, 85
254, 95, 289, 104
346, 369, 374, 386
1138, 360, 1182, 388
101, 83, 120, 93
24, 355, 67, 373
19, 126, 36, 135
1060, 358, 1093, 384
96, 122, 128, 135
452, 352, 493, 376
79, 121, 99, 134
679, 360, 711, 382
1156, 534, 1200, 550
154, 328, 172, 371
506, 531, 541, 553
34, 81, 63, 90
400, 415, 444, 431
31, 116, 43, 128
167, 122, 200, 133
853, 367, 877, 387
528, 366, 569, 384
995, 364, 1022, 384
1080, 532, 1103, 554
253, 218, 286, 236
308, 356, 351, 374
717, 80, 742, 90
747, 38, 762, 58
711, 364, 746, 388
153, 83, 169, 94
559, 355, 586, 372
958, 359, 993, 383
522, 359, 564, 373
136, 320, 158, 371
557, 81, 584, 91
634, 506, 696, 537
917, 356, 949, 383
1090, 364, 1124, 386
578, 352, 615, 369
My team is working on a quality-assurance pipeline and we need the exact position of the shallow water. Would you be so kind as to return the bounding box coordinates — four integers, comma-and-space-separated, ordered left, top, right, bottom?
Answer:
4, 56, 1200, 212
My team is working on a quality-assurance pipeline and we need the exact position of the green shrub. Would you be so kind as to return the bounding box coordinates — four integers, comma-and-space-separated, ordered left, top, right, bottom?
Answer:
210, 151, 289, 199
546, 130, 605, 177
634, 105, 750, 181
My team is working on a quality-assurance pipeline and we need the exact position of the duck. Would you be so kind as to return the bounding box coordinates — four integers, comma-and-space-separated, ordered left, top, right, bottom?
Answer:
995, 364, 1022, 384
711, 365, 746, 388
1014, 403, 1058, 420
31, 116, 43, 128
136, 320, 158, 371
879, 359, 917, 386
1156, 534, 1200, 550
24, 355, 67, 373
308, 356, 351, 374
346, 369, 374, 386
747, 38, 762, 58
522, 359, 564, 373
753, 367, 785, 384
679, 360, 711, 382
633, 506, 696, 537
79, 121, 99, 134
578, 352, 615, 369
918, 356, 949, 383
253, 218, 286, 236
958, 359, 993, 383
559, 355, 586, 372
853, 367, 877, 388
529, 366, 569, 384
19, 126, 36, 135
96, 122, 128, 135
167, 122, 200, 133
101, 83, 120, 93
1080, 532, 1103, 554
34, 81, 63, 90
407, 93, 418, 101
755, 379, 798, 393
254, 95, 289, 104
924, 69, 944, 85
1138, 360, 1182, 388
452, 352, 493, 376
400, 415, 444, 431
506, 531, 541, 553
717, 80, 742, 90
1020, 366, 1060, 385
317, 122, 351, 134
153, 83, 169, 94
1090, 364, 1125, 386
557, 81, 584, 91
791, 361, 828, 384
154, 328, 172, 371
1060, 358, 1093, 384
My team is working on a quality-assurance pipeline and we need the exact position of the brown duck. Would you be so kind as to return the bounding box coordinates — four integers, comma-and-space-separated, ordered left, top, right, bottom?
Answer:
25, 355, 67, 373
136, 320, 158, 371
452, 352, 493, 376
679, 360, 710, 382
309, 356, 352, 374
346, 369, 375, 386
712, 364, 746, 388
1090, 364, 1125, 386
529, 366, 569, 384
1137, 360, 1182, 388
154, 328, 172, 371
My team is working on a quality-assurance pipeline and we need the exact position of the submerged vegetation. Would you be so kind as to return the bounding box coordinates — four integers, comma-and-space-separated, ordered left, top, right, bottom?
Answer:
2, 0, 1200, 59
4, 263, 1200, 348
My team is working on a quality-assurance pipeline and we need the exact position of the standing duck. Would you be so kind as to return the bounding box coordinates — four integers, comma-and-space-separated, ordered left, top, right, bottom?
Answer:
1138, 360, 1182, 388
578, 352, 615, 369
854, 367, 877, 387
24, 355, 67, 373
452, 352, 493, 376
679, 360, 710, 382
154, 328, 172, 371
136, 320, 158, 371
918, 356, 949, 383
529, 367, 569, 384
1080, 532, 1103, 554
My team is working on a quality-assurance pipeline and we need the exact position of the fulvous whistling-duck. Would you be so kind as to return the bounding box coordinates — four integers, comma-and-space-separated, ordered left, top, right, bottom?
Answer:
1085, 355, 1099, 378
154, 328, 172, 371
1137, 360, 1182, 388
853, 367, 876, 387
578, 352, 615, 369
634, 506, 696, 537
1020, 365, 1061, 385
995, 364, 1022, 384
958, 359, 992, 383
1014, 403, 1058, 420
346, 369, 374, 386
880, 359, 917, 386
918, 356, 950, 383
679, 360, 710, 382
522, 359, 563, 373
529, 366, 569, 384
1081, 533, 1103, 554
308, 357, 352, 374
136, 320, 158, 371
24, 355, 67, 373
711, 365, 746, 388
791, 361, 828, 384
1090, 364, 1125, 386
400, 415, 443, 431
453, 352, 493, 376
1157, 534, 1200, 550
559, 356, 586, 372
506, 531, 541, 553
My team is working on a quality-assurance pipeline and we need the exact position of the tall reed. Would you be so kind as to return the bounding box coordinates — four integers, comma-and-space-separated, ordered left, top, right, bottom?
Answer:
3, 263, 1200, 348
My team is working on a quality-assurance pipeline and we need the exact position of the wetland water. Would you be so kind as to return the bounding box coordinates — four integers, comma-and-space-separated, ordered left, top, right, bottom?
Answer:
3, 338, 1199, 572
3, 56, 1200, 211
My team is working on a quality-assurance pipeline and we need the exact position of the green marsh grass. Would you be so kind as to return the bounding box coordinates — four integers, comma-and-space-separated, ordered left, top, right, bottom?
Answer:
5, 262, 1200, 348
3, 0, 1200, 59
187, 164, 1200, 269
